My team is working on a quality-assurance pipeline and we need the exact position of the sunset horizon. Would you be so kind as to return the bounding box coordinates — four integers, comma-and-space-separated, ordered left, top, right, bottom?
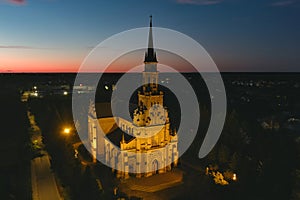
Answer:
1, 0, 299, 73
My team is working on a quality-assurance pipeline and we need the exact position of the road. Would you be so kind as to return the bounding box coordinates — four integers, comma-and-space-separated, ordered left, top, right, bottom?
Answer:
28, 111, 62, 200
31, 152, 62, 200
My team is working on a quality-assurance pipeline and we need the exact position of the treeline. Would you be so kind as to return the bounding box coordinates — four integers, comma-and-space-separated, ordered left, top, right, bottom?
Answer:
0, 89, 31, 199
201, 110, 298, 199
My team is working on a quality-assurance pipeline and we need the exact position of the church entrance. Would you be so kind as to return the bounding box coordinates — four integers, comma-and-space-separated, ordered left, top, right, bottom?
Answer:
152, 159, 159, 174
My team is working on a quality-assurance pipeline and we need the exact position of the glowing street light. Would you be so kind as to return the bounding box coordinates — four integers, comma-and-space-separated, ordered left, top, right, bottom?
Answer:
63, 91, 68, 95
63, 128, 71, 135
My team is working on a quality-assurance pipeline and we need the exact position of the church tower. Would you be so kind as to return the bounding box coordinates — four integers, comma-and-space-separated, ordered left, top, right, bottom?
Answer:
133, 16, 169, 128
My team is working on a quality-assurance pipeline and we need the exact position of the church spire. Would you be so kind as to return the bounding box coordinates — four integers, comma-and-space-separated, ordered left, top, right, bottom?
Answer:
144, 15, 157, 63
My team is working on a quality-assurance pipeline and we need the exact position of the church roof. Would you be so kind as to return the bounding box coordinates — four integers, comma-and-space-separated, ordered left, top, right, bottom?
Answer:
95, 102, 137, 120
106, 127, 135, 147
95, 102, 136, 146
95, 102, 112, 118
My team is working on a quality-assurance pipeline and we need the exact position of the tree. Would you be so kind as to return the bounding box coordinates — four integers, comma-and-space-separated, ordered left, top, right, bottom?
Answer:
218, 145, 230, 166
229, 152, 239, 171
291, 169, 300, 200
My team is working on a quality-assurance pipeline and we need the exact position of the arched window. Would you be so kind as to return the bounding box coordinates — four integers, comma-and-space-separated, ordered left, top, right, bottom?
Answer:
152, 159, 159, 174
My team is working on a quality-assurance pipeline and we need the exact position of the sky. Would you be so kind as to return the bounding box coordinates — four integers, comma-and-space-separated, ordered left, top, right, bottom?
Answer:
0, 0, 299, 72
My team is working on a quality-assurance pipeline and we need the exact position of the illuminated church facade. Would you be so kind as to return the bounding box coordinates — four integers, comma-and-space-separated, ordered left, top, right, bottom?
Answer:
88, 17, 178, 178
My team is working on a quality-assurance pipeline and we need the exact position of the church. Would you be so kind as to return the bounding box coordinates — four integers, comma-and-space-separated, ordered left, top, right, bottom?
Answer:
88, 16, 179, 179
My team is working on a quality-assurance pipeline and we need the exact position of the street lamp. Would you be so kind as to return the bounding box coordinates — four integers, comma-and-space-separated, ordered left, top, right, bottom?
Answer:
63, 127, 71, 135
62, 126, 77, 145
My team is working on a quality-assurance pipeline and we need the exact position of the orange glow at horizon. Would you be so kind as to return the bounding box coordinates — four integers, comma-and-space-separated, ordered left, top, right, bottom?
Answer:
0, 48, 87, 73
0, 49, 218, 73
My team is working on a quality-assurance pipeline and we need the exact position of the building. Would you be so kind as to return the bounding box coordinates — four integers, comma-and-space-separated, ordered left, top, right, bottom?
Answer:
88, 16, 179, 178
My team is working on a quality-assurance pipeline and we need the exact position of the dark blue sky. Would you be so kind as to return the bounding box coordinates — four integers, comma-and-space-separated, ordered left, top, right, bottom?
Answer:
0, 0, 299, 72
